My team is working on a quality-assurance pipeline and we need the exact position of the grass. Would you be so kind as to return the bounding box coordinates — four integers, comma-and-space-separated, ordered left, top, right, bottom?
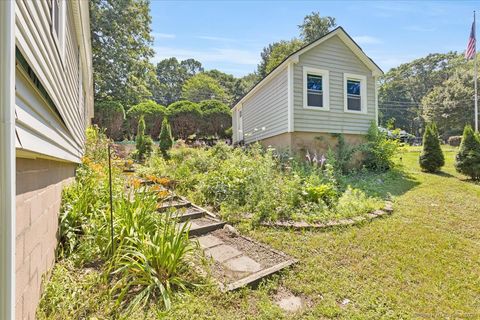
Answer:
38, 146, 480, 319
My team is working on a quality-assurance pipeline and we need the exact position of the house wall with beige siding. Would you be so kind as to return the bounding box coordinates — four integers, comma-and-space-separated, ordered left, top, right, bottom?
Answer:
15, 158, 75, 320
293, 35, 376, 134
236, 67, 289, 144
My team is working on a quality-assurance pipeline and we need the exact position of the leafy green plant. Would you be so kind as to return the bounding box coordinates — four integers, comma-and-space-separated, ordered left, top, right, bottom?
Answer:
303, 184, 338, 207
108, 212, 195, 312
419, 122, 445, 172
158, 117, 174, 158
455, 125, 480, 180
331, 133, 356, 174
360, 121, 399, 172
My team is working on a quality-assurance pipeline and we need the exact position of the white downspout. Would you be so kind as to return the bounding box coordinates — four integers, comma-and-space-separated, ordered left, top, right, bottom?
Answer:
0, 1, 16, 319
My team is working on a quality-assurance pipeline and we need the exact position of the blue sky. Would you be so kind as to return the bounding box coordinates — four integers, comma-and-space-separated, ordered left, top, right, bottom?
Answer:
150, 1, 478, 77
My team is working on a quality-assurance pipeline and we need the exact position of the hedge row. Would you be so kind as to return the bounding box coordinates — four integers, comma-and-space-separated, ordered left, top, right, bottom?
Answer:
93, 99, 231, 141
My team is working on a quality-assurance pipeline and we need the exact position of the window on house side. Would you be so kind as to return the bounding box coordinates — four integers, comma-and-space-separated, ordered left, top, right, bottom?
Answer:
307, 74, 323, 108
347, 79, 361, 111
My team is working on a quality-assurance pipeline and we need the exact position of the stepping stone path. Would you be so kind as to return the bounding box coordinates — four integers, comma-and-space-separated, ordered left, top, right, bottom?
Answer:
149, 180, 297, 291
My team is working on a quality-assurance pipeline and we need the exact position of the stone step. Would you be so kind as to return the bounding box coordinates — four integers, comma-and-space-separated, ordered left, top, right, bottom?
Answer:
157, 198, 190, 211
175, 208, 206, 222
179, 217, 226, 237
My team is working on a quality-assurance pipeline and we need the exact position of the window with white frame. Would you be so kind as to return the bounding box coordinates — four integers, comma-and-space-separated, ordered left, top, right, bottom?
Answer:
51, 0, 66, 60
303, 67, 329, 110
344, 73, 367, 113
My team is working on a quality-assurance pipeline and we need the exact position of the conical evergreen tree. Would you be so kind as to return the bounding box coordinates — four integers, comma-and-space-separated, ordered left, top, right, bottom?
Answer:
419, 122, 444, 172
158, 117, 174, 158
455, 125, 480, 180
135, 115, 152, 161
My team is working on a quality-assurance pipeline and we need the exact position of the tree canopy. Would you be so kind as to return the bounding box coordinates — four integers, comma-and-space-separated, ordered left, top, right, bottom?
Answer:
181, 74, 228, 103
379, 52, 465, 135
257, 12, 336, 78
153, 57, 204, 106
90, 0, 157, 107
299, 11, 337, 43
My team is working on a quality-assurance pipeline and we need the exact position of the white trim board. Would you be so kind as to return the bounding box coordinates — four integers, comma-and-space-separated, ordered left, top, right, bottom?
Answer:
303, 66, 330, 111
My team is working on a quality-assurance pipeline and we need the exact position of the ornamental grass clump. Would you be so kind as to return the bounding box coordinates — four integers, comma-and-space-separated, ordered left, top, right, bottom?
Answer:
108, 211, 195, 313
455, 125, 480, 180
419, 122, 445, 172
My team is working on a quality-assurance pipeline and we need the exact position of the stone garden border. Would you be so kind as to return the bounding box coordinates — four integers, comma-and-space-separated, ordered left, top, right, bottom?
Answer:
260, 201, 393, 230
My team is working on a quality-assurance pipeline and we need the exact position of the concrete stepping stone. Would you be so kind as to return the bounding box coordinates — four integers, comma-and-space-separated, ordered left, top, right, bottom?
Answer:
205, 244, 242, 263
223, 255, 262, 273
197, 235, 224, 249
276, 295, 303, 313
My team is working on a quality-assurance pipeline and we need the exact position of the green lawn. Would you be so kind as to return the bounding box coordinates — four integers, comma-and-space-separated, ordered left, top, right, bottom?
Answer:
162, 146, 480, 319
38, 146, 480, 319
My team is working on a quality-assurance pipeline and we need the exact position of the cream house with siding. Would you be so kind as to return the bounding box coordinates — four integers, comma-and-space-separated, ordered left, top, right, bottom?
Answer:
0, 1, 93, 318
232, 27, 383, 153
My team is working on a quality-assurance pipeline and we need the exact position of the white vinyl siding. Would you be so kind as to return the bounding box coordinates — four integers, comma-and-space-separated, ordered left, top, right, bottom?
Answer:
293, 35, 376, 134
241, 67, 289, 144
15, 0, 89, 162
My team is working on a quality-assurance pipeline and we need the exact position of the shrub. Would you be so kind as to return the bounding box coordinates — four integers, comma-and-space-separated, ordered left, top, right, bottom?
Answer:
447, 135, 462, 146
331, 133, 356, 174
303, 184, 337, 207
92, 100, 125, 140
158, 117, 174, 158
360, 121, 399, 172
198, 100, 231, 138
455, 125, 480, 180
135, 116, 153, 161
419, 122, 444, 172
127, 100, 167, 139
167, 101, 202, 139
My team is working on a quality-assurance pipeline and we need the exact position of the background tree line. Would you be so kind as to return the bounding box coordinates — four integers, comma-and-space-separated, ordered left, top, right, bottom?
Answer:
379, 52, 479, 139
90, 0, 337, 141
91, 1, 477, 142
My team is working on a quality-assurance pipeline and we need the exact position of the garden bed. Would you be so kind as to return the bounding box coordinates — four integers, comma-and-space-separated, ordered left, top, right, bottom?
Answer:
260, 201, 393, 230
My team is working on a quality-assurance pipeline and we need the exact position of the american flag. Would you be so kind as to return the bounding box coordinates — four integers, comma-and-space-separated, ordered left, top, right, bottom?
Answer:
466, 20, 476, 60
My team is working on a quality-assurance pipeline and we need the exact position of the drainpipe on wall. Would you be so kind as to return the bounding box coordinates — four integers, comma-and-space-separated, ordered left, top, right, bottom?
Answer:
0, 1, 16, 319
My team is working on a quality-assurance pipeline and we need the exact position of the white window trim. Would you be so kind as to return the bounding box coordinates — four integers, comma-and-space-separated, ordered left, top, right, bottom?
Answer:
303, 66, 330, 111
344, 73, 367, 114
51, 0, 66, 62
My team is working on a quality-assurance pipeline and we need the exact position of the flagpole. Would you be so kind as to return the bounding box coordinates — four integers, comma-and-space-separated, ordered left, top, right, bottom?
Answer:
475, 10, 478, 132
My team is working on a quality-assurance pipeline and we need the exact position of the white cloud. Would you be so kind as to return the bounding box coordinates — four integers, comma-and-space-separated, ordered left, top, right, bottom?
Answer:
403, 25, 436, 32
196, 35, 237, 42
153, 46, 259, 65
353, 35, 382, 45
153, 32, 176, 39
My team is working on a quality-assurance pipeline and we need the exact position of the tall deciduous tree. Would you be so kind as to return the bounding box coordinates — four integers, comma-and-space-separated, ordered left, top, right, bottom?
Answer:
298, 11, 336, 43
379, 52, 463, 135
90, 0, 157, 107
153, 58, 204, 105
257, 12, 336, 78
181, 74, 228, 103
422, 70, 475, 137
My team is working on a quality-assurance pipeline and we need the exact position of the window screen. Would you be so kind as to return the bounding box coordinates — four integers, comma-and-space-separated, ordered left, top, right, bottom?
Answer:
347, 79, 361, 111
307, 74, 323, 107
